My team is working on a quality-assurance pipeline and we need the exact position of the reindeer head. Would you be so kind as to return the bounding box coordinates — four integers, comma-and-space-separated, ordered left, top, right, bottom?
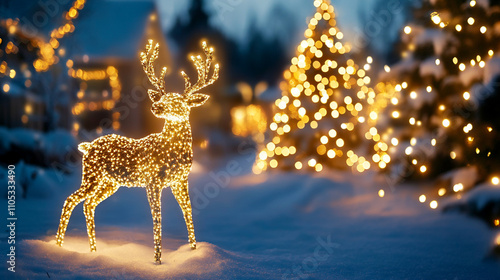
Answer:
140, 40, 219, 122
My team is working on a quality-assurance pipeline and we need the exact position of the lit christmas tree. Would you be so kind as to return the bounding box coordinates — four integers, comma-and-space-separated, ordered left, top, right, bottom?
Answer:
377, 0, 500, 201
254, 0, 390, 174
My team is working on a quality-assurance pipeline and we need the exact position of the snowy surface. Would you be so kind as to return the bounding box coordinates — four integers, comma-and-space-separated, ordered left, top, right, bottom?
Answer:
2, 155, 500, 279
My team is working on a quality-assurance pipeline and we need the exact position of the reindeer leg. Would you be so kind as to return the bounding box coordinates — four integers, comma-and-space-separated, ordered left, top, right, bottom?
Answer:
56, 187, 88, 246
83, 185, 119, 252
146, 186, 163, 264
172, 180, 196, 250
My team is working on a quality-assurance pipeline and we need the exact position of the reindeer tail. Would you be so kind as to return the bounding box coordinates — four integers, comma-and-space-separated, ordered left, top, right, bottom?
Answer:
78, 142, 92, 154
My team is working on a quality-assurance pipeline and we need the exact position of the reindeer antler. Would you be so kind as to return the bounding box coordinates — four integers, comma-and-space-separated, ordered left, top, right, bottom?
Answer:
181, 41, 220, 95
140, 40, 167, 93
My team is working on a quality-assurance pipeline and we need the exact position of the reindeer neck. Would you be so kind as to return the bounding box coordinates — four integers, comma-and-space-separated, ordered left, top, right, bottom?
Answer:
160, 119, 192, 140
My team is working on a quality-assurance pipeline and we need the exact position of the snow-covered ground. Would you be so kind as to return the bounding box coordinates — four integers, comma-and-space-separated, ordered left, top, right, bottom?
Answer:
2, 155, 500, 279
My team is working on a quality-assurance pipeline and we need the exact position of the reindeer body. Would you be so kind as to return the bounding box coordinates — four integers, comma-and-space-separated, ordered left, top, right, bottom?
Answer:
80, 121, 193, 188
56, 40, 218, 264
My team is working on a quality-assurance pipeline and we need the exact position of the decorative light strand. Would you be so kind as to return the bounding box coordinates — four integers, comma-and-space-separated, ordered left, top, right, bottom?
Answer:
34, 0, 86, 71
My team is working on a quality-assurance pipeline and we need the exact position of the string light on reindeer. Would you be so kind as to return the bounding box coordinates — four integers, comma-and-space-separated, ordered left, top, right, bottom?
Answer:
56, 40, 219, 264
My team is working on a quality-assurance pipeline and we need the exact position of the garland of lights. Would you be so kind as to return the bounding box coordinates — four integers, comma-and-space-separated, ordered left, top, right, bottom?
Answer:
377, 0, 500, 210
56, 40, 219, 264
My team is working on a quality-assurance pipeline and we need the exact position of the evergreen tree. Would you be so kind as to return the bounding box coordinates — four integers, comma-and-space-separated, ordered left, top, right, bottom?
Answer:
377, 0, 500, 185
254, 0, 390, 174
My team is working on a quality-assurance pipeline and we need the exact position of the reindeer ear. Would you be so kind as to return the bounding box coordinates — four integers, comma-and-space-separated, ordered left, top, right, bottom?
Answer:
187, 93, 209, 107
148, 89, 162, 102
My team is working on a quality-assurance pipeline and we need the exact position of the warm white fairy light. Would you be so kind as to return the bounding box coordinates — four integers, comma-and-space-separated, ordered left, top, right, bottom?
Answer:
431, 12, 441, 25
378, 189, 385, 197
391, 138, 399, 146
453, 183, 464, 192
438, 188, 446, 196
3, 83, 10, 93
410, 138, 417, 146
56, 40, 219, 264
463, 123, 473, 133
430, 200, 438, 209
442, 119, 450, 127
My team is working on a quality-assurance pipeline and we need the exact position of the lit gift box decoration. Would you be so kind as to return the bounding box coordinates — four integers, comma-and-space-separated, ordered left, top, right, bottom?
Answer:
56, 40, 219, 264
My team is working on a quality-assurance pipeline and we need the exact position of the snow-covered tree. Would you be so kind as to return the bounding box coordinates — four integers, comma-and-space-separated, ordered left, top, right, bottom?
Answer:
377, 0, 500, 187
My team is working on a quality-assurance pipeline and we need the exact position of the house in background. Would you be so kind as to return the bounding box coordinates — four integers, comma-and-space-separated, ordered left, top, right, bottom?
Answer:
67, 0, 171, 138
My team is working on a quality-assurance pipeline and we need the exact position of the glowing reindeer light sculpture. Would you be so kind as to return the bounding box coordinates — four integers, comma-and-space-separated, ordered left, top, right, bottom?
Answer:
56, 40, 219, 263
